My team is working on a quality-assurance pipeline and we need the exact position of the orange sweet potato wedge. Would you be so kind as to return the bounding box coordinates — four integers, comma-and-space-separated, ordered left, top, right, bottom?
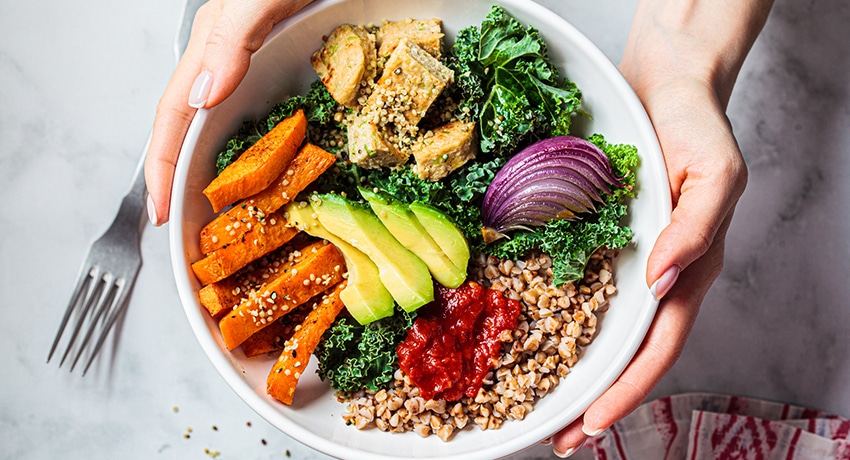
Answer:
199, 143, 337, 254
218, 241, 345, 351
197, 238, 314, 319
241, 287, 332, 358
203, 109, 307, 212
199, 282, 244, 320
267, 281, 347, 405
191, 211, 298, 286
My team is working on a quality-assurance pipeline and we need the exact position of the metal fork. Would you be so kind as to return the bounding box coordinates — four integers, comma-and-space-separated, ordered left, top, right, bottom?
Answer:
47, 0, 205, 375
47, 150, 147, 375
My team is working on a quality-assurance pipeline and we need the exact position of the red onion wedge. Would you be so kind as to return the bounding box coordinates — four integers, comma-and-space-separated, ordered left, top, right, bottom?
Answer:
481, 136, 628, 243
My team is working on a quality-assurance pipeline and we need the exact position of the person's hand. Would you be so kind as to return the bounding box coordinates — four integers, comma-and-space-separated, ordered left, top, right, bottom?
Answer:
549, 76, 745, 458
549, 0, 773, 456
145, 0, 313, 225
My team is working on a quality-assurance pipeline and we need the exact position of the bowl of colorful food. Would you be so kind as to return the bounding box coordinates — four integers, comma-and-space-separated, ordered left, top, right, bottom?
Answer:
169, 0, 670, 458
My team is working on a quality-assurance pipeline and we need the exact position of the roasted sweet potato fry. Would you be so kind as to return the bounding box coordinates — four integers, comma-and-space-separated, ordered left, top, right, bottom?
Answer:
197, 238, 314, 319
240, 304, 311, 358
267, 281, 347, 405
240, 285, 338, 358
199, 282, 242, 320
203, 110, 307, 212
191, 211, 298, 286
199, 143, 337, 254
218, 241, 345, 350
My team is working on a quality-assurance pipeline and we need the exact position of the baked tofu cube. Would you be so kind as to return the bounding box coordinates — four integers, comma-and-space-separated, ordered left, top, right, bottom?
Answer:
412, 120, 478, 181
311, 24, 377, 107
364, 38, 453, 129
348, 115, 409, 169
376, 18, 444, 63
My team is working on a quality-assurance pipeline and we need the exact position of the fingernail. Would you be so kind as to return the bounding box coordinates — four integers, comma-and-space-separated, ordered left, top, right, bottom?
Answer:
582, 425, 607, 437
650, 265, 680, 300
188, 70, 213, 108
147, 193, 160, 226
554, 439, 586, 458
540, 438, 551, 445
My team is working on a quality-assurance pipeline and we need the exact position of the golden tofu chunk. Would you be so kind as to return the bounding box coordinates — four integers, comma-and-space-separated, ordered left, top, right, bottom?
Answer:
412, 120, 478, 181
311, 24, 377, 107
376, 18, 444, 63
363, 38, 453, 129
348, 115, 409, 169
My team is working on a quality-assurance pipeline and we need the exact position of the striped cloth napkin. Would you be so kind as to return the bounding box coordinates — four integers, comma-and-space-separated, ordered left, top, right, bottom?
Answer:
583, 393, 850, 459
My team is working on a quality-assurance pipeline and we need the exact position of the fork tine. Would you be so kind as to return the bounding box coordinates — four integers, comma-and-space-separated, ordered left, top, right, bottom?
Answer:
47, 265, 95, 363
59, 268, 107, 367
81, 278, 132, 376
69, 273, 119, 372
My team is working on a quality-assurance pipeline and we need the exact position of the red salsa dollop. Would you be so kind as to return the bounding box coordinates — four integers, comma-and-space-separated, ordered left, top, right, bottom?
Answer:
397, 281, 521, 401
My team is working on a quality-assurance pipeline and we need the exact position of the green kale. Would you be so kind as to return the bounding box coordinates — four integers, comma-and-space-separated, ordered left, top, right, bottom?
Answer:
489, 200, 632, 284
487, 135, 640, 284
450, 26, 485, 121
315, 309, 417, 393
214, 80, 343, 175
449, 5, 582, 157
587, 133, 639, 193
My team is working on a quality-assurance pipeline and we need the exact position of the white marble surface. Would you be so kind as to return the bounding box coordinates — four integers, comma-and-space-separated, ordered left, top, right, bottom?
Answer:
1, 0, 847, 459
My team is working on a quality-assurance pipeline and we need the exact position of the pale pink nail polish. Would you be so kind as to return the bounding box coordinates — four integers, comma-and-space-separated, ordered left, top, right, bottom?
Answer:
554, 439, 586, 458
583, 426, 607, 437
146, 193, 160, 226
553, 446, 574, 458
188, 70, 213, 108
650, 265, 680, 300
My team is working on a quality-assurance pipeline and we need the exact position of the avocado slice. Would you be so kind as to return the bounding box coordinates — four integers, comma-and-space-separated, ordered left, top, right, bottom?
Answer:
359, 187, 466, 288
409, 202, 470, 272
309, 193, 434, 312
284, 201, 394, 324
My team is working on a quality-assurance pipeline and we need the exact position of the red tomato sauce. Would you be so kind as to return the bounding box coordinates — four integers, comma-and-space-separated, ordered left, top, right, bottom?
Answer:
397, 281, 521, 401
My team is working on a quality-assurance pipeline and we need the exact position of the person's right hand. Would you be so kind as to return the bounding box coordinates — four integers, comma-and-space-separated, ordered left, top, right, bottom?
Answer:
549, 72, 749, 459
549, 0, 773, 456
145, 0, 313, 226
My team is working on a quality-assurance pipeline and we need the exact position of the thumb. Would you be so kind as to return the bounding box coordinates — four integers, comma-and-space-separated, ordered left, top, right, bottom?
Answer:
646, 145, 747, 298
638, 87, 748, 296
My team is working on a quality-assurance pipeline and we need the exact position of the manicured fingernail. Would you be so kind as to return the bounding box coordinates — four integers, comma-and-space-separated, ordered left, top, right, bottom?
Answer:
554, 439, 585, 458
650, 265, 680, 300
147, 194, 160, 226
582, 425, 607, 437
540, 438, 552, 445
188, 70, 213, 108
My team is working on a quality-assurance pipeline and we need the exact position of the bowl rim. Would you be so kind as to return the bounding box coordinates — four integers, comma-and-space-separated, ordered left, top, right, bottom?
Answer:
169, 0, 669, 458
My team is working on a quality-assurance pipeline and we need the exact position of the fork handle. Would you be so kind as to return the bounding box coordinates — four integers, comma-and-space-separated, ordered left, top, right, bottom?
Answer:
121, 134, 152, 230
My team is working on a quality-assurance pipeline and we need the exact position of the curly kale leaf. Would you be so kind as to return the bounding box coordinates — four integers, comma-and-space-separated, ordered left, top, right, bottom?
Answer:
487, 134, 640, 284
449, 5, 582, 157
315, 310, 417, 393
215, 80, 343, 175
490, 201, 632, 284
451, 26, 485, 121
587, 133, 640, 194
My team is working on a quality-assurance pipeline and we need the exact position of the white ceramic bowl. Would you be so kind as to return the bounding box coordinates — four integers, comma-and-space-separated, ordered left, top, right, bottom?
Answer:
170, 0, 670, 458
